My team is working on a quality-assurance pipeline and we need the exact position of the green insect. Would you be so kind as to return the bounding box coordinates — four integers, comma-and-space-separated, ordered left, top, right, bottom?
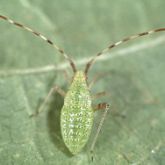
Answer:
0, 14, 165, 157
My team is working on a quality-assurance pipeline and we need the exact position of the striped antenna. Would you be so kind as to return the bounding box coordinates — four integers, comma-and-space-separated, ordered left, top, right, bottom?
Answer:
85, 28, 165, 75
0, 15, 77, 73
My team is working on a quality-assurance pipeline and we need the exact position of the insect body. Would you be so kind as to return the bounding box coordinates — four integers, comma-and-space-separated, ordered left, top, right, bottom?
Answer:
0, 14, 165, 156
61, 71, 93, 154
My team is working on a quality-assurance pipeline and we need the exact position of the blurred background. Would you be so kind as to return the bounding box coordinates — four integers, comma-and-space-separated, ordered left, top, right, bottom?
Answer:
0, 0, 165, 164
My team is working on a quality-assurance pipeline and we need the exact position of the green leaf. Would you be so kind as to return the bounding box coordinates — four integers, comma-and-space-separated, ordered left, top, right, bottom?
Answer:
0, 0, 165, 164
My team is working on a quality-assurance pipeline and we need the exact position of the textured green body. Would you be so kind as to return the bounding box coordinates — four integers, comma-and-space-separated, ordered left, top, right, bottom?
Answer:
61, 71, 94, 154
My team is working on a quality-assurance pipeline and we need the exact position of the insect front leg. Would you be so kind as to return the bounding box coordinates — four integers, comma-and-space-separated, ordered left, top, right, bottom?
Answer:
88, 72, 110, 89
62, 70, 71, 84
30, 85, 65, 117
92, 91, 110, 100
90, 103, 110, 161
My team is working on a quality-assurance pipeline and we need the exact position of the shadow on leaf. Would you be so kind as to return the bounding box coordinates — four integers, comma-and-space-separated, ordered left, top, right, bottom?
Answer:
46, 87, 73, 157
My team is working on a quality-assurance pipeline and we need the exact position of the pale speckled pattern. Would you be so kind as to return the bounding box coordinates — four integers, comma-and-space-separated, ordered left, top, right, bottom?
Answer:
61, 71, 94, 154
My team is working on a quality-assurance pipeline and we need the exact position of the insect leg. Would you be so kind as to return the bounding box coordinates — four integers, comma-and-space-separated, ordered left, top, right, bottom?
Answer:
90, 103, 110, 160
88, 72, 109, 89
30, 85, 65, 117
92, 91, 110, 100
61, 69, 72, 84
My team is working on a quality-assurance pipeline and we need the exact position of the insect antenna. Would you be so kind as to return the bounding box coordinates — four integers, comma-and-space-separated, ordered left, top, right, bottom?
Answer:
85, 28, 165, 75
0, 15, 77, 73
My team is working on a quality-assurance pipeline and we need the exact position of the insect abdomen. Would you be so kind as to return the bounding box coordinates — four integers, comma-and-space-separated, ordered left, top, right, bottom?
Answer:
61, 71, 94, 154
